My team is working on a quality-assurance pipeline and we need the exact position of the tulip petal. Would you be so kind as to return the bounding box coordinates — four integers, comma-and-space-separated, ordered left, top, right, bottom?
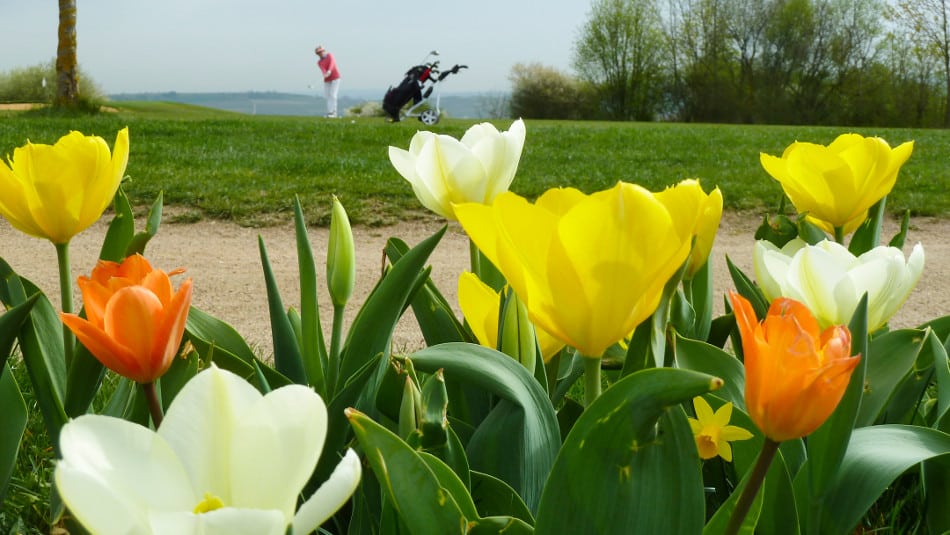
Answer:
61, 312, 146, 380
158, 367, 263, 503
230, 384, 328, 517
292, 449, 363, 534
55, 415, 196, 533
149, 508, 287, 535
458, 272, 501, 348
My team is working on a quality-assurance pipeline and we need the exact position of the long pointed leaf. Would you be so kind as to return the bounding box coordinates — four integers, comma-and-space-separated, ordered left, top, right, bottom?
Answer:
338, 226, 446, 387
347, 408, 471, 533
0, 364, 26, 504
535, 368, 721, 534
409, 342, 559, 513
258, 236, 307, 384
293, 197, 328, 394
813, 425, 950, 534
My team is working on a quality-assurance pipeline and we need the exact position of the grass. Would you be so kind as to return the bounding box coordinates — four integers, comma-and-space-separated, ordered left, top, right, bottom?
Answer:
1, 102, 948, 228
0, 102, 946, 531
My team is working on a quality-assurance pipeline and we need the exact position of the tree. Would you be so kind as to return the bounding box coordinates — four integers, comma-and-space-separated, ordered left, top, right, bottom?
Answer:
572, 0, 666, 120
891, 0, 950, 126
55, 0, 80, 107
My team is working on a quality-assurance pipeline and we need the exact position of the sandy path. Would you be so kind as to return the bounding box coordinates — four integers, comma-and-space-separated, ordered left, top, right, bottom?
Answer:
1, 212, 947, 355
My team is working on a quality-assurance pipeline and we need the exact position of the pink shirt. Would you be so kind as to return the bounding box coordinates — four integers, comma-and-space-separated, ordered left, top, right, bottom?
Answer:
318, 53, 341, 82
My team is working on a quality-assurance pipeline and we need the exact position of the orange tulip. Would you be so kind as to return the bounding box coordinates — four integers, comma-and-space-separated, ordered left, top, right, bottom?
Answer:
61, 254, 192, 383
730, 291, 859, 442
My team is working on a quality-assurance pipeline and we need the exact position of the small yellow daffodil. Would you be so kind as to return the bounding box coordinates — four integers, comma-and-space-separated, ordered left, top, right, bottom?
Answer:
687, 396, 753, 462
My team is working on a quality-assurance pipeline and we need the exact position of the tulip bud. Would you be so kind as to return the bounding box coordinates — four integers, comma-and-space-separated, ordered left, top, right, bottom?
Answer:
498, 287, 537, 375
327, 195, 355, 308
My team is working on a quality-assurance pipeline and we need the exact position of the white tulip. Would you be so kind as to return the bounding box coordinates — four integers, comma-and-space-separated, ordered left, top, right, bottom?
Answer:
55, 366, 361, 535
753, 238, 925, 331
388, 118, 526, 220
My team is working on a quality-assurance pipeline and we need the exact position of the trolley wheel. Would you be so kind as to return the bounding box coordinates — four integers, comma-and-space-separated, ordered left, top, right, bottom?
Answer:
419, 109, 440, 125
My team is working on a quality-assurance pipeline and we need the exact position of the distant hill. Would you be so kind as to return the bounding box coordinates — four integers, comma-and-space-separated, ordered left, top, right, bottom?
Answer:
107, 91, 507, 119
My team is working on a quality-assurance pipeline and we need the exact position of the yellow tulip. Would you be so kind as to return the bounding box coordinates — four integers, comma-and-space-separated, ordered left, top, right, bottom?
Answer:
0, 128, 129, 244
654, 179, 722, 278
455, 182, 692, 358
759, 133, 913, 234
457, 272, 564, 363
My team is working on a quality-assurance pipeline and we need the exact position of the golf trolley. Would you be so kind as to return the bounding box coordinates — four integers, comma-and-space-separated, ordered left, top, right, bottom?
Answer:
383, 51, 467, 124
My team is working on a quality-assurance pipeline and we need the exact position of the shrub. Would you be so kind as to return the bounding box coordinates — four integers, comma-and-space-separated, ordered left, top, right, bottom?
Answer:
508, 62, 594, 119
0, 60, 104, 104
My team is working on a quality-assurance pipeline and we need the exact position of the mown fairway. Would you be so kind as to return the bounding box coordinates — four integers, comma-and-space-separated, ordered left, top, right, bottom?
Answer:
1, 102, 947, 226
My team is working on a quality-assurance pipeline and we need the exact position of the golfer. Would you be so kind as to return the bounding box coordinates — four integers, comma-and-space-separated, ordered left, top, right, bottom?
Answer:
315, 45, 341, 118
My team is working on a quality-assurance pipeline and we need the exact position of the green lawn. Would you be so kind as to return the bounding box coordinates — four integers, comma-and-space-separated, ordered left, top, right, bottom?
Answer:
0, 102, 946, 226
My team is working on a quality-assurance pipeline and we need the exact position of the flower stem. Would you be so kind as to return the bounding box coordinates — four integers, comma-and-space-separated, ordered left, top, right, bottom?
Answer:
142, 382, 164, 428
469, 238, 481, 277
725, 438, 781, 535
583, 355, 602, 407
55, 241, 75, 368
327, 303, 345, 395
833, 225, 845, 244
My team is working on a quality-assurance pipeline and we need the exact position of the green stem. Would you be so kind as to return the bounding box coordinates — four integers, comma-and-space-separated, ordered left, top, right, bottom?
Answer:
55, 241, 75, 368
833, 225, 845, 244
724, 438, 781, 535
582, 355, 602, 407
142, 382, 164, 428
469, 238, 481, 277
545, 351, 561, 401
328, 303, 345, 395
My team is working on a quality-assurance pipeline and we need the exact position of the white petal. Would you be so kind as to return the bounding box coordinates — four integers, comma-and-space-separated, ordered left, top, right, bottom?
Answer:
149, 508, 287, 535
459, 122, 501, 148
55, 415, 195, 534
230, 384, 328, 518
292, 449, 362, 534
753, 240, 786, 300
387, 146, 418, 182
788, 246, 849, 326
158, 367, 262, 503
430, 135, 489, 203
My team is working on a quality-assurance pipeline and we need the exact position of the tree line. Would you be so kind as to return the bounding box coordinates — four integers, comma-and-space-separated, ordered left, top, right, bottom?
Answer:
511, 0, 950, 127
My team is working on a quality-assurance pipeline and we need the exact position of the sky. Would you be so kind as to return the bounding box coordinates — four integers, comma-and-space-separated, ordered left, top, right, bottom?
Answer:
1, 1, 593, 97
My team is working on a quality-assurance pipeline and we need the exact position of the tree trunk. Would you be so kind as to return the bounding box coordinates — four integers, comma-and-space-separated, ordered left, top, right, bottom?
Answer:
55, 0, 79, 107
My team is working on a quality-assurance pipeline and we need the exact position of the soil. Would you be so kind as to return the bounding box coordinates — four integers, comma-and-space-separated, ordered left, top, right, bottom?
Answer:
1, 212, 947, 354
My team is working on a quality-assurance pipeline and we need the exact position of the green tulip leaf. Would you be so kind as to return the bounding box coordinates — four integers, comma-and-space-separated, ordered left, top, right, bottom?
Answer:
338, 226, 446, 390
687, 258, 714, 341
0, 364, 26, 504
258, 236, 307, 385
803, 294, 867, 510
0, 263, 67, 448
470, 470, 534, 524
848, 197, 885, 256
674, 335, 746, 409
0, 293, 39, 372
925, 455, 950, 534
293, 197, 328, 395
348, 408, 472, 534
385, 237, 470, 346
98, 186, 135, 262
726, 255, 768, 320
63, 343, 106, 417
855, 328, 925, 427
465, 516, 534, 534
408, 343, 559, 513
803, 425, 950, 534
534, 368, 721, 534
125, 191, 164, 256
185, 306, 291, 390
927, 328, 950, 429
888, 209, 911, 249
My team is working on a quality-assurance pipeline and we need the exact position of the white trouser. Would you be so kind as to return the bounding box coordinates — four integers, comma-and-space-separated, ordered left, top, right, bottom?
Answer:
324, 78, 340, 117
